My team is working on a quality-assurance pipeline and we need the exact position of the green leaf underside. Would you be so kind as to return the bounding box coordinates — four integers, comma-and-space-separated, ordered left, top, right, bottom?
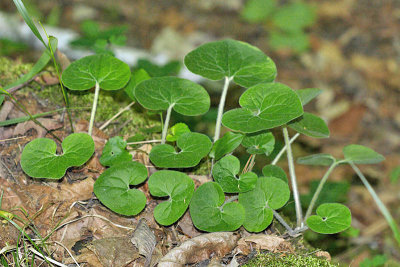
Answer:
20, 133, 94, 179
148, 170, 194, 225
184, 39, 277, 88
209, 132, 244, 160
149, 132, 212, 168
100, 136, 132, 167
295, 88, 322, 106
343, 144, 385, 164
61, 54, 131, 91
222, 83, 303, 133
288, 112, 330, 138
124, 68, 151, 101
212, 155, 257, 193
239, 177, 290, 232
306, 203, 351, 234
242, 131, 275, 155
166, 123, 191, 142
135, 76, 210, 116
189, 182, 245, 232
262, 165, 288, 183
93, 161, 148, 216
297, 154, 336, 166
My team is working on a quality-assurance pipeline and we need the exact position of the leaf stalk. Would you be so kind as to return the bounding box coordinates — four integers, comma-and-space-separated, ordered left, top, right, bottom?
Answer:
214, 76, 232, 142
161, 104, 175, 144
88, 82, 100, 136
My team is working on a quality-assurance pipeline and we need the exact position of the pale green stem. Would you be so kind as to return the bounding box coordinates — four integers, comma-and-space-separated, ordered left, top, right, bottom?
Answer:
161, 104, 174, 144
99, 101, 135, 130
214, 76, 232, 142
272, 209, 294, 234
283, 127, 303, 227
304, 162, 338, 221
350, 162, 400, 246
88, 82, 100, 136
271, 133, 300, 165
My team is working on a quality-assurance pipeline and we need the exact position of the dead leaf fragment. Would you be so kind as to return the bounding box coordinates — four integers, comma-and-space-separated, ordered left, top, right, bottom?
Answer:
237, 234, 293, 255
131, 218, 157, 266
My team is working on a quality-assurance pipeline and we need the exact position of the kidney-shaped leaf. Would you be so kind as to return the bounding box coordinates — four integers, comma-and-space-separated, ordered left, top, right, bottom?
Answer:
93, 161, 148, 216
148, 170, 194, 225
20, 133, 94, 179
239, 177, 290, 232
262, 165, 288, 183
343, 144, 385, 164
135, 77, 210, 116
184, 39, 277, 88
209, 132, 244, 161
306, 203, 351, 234
295, 88, 322, 106
166, 123, 191, 142
100, 136, 132, 167
297, 154, 336, 166
242, 131, 275, 155
189, 182, 245, 232
124, 68, 151, 101
222, 83, 303, 133
288, 112, 329, 138
212, 155, 257, 193
62, 54, 131, 91
149, 132, 212, 168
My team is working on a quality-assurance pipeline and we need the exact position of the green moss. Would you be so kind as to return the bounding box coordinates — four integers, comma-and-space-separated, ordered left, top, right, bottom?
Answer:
243, 252, 338, 267
0, 57, 32, 86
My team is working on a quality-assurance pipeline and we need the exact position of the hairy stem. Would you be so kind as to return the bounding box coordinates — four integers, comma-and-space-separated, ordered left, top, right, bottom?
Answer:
272, 210, 294, 233
88, 82, 100, 136
214, 76, 232, 142
283, 127, 303, 227
161, 104, 174, 144
271, 133, 300, 165
350, 162, 400, 246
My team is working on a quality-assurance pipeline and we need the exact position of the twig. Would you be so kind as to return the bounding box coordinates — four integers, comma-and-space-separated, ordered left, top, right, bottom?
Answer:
99, 101, 135, 130
0, 136, 27, 143
6, 77, 36, 94
126, 139, 161, 146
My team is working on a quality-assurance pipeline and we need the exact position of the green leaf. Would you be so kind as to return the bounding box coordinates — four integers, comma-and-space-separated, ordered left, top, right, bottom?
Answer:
137, 59, 181, 77
93, 161, 148, 216
20, 133, 94, 179
148, 170, 194, 225
295, 88, 322, 106
166, 123, 191, 142
149, 132, 212, 168
124, 69, 151, 101
0, 95, 4, 107
241, 0, 276, 23
271, 2, 316, 32
306, 203, 351, 234
184, 39, 277, 88
100, 136, 132, 167
262, 165, 287, 183
297, 154, 336, 166
135, 77, 210, 116
209, 132, 244, 161
288, 112, 330, 138
61, 54, 131, 91
269, 30, 310, 53
239, 177, 290, 232
242, 131, 275, 155
343, 144, 385, 164
301, 181, 350, 208
390, 166, 400, 183
189, 182, 245, 232
222, 83, 303, 133
212, 155, 257, 193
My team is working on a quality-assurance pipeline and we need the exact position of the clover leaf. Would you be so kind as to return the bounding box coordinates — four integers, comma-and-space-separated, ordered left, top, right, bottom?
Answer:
189, 182, 245, 232
212, 155, 257, 193
295, 88, 322, 106
100, 136, 132, 167
242, 131, 275, 155
262, 165, 288, 183
124, 68, 151, 101
149, 132, 212, 168
239, 177, 290, 232
343, 144, 385, 164
20, 133, 94, 179
184, 39, 277, 88
297, 154, 336, 166
306, 203, 351, 234
222, 83, 303, 133
209, 132, 244, 161
288, 112, 330, 138
93, 161, 148, 216
166, 123, 191, 142
148, 170, 194, 225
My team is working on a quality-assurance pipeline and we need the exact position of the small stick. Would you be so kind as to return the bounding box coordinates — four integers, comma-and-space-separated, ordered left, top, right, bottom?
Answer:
99, 101, 135, 130
126, 139, 161, 146
0, 136, 27, 142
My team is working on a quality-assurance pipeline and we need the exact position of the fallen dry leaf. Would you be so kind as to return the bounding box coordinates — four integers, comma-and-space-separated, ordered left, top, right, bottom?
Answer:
237, 234, 293, 255
131, 218, 157, 267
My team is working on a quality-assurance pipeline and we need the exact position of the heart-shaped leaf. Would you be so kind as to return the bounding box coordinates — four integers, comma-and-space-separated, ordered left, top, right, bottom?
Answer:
62, 54, 131, 91
242, 131, 275, 155
100, 136, 132, 167
20, 133, 94, 179
343, 144, 385, 164
166, 123, 191, 142
189, 182, 245, 232
135, 77, 210, 116
124, 68, 151, 101
297, 154, 336, 166
93, 161, 148, 216
212, 155, 257, 193
288, 112, 330, 138
262, 165, 287, 183
149, 132, 212, 168
148, 170, 194, 225
239, 177, 290, 232
306, 203, 351, 234
184, 39, 277, 88
209, 132, 244, 161
295, 88, 322, 106
222, 83, 303, 133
